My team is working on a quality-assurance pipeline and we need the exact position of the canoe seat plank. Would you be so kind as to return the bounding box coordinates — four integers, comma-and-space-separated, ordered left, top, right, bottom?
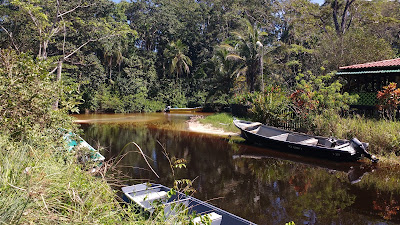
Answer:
334, 143, 350, 149
241, 122, 262, 130
131, 191, 168, 209
297, 138, 318, 146
193, 212, 222, 225
268, 133, 289, 141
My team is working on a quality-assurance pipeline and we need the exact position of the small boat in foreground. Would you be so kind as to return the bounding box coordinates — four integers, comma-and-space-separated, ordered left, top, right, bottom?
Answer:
63, 131, 105, 163
165, 106, 203, 113
122, 183, 255, 225
233, 119, 378, 163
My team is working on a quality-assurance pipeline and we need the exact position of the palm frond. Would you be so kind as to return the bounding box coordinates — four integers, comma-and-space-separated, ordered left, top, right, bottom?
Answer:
226, 54, 245, 62
220, 44, 235, 52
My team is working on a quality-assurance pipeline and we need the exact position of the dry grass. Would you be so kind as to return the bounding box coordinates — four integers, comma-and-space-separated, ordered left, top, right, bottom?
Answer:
313, 115, 400, 158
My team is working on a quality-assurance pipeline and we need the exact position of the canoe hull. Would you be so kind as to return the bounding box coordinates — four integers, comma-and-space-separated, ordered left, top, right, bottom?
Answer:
233, 120, 370, 162
239, 128, 358, 162
165, 107, 203, 113
122, 183, 255, 225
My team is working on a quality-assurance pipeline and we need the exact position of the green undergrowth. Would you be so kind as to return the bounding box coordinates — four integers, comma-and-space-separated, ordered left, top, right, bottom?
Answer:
0, 130, 195, 224
0, 131, 120, 224
0, 49, 195, 224
198, 113, 242, 133
313, 115, 400, 160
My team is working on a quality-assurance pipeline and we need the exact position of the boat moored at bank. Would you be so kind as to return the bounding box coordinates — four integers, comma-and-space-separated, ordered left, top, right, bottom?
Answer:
122, 183, 256, 225
233, 119, 378, 162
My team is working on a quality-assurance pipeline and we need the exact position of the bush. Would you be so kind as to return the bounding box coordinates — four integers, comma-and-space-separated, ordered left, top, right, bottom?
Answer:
0, 49, 78, 138
248, 86, 293, 126
377, 82, 400, 120
290, 71, 358, 130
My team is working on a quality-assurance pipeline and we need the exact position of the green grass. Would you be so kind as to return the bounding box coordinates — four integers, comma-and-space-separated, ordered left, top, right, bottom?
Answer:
198, 113, 241, 133
0, 132, 125, 224
313, 115, 400, 159
0, 129, 194, 224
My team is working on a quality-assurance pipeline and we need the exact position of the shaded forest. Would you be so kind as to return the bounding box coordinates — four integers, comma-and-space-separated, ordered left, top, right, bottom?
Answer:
1, 0, 399, 113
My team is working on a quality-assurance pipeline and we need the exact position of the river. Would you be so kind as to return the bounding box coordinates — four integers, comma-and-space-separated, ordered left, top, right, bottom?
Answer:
73, 113, 400, 225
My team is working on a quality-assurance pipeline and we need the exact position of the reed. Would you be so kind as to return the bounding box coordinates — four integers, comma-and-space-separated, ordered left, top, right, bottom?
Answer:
0, 129, 193, 224
313, 115, 400, 158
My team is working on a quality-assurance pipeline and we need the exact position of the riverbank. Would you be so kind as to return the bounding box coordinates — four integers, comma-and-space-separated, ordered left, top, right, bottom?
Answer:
187, 115, 239, 136
0, 129, 196, 224
195, 113, 400, 165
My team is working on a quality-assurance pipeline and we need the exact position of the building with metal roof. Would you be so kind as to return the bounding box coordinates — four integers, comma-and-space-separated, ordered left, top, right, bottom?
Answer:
337, 58, 400, 111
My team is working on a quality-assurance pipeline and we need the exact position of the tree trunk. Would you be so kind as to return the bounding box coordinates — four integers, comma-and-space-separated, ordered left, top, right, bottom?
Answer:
53, 60, 63, 109
332, 0, 355, 36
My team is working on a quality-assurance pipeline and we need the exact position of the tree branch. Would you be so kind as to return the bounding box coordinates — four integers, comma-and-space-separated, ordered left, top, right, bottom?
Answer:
57, 2, 96, 18
0, 25, 20, 52
340, 0, 355, 34
64, 34, 118, 60
332, 0, 340, 35
310, 12, 328, 34
48, 34, 119, 75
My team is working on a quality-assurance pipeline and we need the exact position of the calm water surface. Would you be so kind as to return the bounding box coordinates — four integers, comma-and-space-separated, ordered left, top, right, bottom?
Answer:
73, 113, 400, 225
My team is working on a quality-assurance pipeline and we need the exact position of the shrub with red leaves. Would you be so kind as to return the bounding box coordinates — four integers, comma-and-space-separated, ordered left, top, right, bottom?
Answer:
377, 82, 400, 120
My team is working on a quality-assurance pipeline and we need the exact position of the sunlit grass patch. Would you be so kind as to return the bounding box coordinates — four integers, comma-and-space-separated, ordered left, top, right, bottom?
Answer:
198, 113, 241, 133
313, 115, 400, 158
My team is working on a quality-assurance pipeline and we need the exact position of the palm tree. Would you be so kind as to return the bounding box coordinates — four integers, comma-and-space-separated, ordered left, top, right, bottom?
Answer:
164, 40, 192, 80
102, 38, 124, 83
206, 47, 247, 101
221, 19, 267, 92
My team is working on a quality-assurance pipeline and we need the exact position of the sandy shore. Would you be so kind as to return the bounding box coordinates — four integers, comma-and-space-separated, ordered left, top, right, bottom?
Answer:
186, 116, 239, 136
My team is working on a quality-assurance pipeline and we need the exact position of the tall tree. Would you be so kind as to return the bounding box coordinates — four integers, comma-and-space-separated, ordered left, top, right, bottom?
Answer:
3, 0, 132, 108
164, 40, 192, 79
223, 19, 267, 92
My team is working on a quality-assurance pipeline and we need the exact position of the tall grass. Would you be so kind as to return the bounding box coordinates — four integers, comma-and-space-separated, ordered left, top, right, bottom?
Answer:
313, 115, 400, 158
0, 129, 201, 224
0, 131, 127, 224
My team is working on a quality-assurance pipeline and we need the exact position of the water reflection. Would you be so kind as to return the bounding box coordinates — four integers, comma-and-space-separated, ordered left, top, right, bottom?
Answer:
232, 152, 376, 184
75, 113, 400, 225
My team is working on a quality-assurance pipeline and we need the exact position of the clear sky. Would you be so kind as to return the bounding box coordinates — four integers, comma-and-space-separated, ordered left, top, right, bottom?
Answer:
311, 0, 325, 5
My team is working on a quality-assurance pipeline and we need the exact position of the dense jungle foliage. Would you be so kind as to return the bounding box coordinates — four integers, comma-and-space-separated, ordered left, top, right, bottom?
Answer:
1, 0, 399, 113
0, 0, 399, 223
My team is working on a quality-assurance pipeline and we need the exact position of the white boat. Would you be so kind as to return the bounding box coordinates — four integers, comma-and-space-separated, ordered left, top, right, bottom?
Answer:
63, 131, 105, 163
164, 106, 203, 113
122, 183, 255, 225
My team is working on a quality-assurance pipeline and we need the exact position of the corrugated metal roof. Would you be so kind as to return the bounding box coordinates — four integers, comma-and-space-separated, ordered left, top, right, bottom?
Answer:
339, 58, 400, 70
336, 69, 400, 75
